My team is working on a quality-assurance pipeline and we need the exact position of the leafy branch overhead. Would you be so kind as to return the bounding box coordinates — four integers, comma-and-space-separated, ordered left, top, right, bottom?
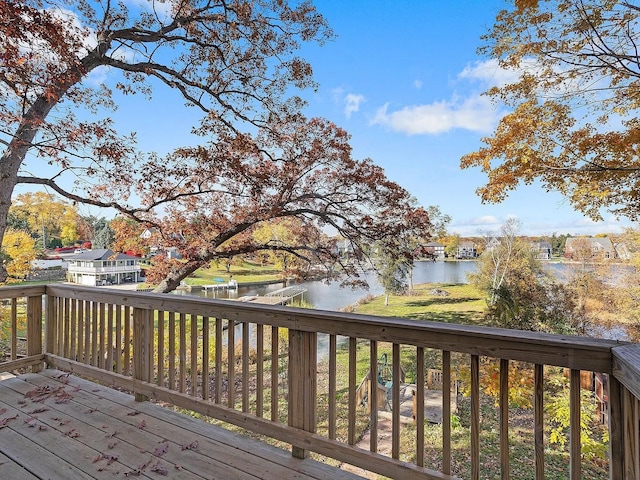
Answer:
461, 0, 640, 220
0, 1, 433, 290
0, 0, 333, 283
142, 117, 433, 293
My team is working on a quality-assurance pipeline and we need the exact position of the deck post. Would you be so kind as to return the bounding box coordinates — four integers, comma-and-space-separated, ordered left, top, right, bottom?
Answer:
288, 328, 317, 459
26, 295, 43, 372
133, 307, 152, 402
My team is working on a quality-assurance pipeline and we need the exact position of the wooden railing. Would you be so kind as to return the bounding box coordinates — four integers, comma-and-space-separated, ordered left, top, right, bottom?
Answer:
1, 283, 639, 479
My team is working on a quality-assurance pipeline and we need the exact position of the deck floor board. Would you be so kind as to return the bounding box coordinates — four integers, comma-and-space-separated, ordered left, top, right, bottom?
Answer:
0, 370, 364, 480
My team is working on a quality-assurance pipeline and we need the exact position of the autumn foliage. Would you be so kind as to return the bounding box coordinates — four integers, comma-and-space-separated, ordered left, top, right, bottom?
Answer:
462, 0, 640, 220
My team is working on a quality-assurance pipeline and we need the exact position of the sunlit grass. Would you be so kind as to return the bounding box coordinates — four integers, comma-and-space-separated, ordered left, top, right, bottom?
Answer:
353, 283, 487, 326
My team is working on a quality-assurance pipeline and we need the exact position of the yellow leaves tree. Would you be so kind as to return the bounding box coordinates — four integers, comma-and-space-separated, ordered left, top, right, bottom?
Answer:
9, 192, 79, 247
462, 1, 640, 220
1, 229, 36, 281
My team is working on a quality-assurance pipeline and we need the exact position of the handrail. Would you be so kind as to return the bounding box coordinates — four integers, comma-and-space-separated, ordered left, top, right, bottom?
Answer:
1, 283, 639, 479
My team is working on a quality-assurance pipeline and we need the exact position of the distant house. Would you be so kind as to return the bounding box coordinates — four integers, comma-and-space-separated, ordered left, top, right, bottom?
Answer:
531, 241, 552, 260
565, 237, 617, 260
456, 241, 477, 259
140, 228, 183, 259
423, 242, 445, 259
66, 249, 143, 286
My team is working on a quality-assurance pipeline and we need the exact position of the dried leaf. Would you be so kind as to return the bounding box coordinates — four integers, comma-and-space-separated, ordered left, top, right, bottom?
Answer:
64, 429, 79, 438
181, 440, 198, 451
126, 411, 140, 416
153, 443, 169, 457
108, 441, 118, 449
151, 461, 168, 476
38, 424, 48, 431
24, 417, 37, 428
0, 415, 18, 428
27, 407, 49, 415
136, 419, 146, 429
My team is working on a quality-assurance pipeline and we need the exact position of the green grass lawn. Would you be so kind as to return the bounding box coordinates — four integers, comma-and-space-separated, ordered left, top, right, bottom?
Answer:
353, 283, 487, 326
181, 260, 283, 285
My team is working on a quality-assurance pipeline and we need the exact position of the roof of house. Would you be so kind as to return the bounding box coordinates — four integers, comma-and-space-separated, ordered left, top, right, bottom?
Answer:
70, 249, 141, 261
565, 237, 614, 250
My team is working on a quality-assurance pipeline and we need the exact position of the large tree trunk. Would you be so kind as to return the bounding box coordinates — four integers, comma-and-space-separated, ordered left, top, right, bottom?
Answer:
0, 98, 56, 281
152, 261, 204, 294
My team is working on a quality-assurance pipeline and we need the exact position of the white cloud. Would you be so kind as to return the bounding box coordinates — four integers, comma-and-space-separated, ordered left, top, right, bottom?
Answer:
371, 94, 501, 135
344, 93, 365, 118
457, 59, 520, 88
413, 80, 423, 89
370, 59, 521, 136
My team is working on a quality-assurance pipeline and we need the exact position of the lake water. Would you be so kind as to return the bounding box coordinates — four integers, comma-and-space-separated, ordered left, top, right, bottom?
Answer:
187, 260, 479, 311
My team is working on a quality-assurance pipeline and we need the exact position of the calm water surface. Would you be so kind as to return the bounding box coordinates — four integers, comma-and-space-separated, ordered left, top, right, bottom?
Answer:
186, 260, 478, 311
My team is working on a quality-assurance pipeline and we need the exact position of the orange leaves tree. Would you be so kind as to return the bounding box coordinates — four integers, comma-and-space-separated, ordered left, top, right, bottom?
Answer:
0, 0, 332, 282
461, 0, 640, 220
141, 117, 433, 293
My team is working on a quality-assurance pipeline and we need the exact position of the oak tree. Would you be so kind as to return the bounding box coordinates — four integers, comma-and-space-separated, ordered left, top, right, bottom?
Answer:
461, 0, 640, 220
0, 0, 332, 282
141, 117, 433, 293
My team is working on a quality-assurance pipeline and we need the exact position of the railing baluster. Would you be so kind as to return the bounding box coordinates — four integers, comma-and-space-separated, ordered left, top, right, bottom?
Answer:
157, 310, 164, 386
98, 302, 106, 369
534, 364, 544, 480
76, 299, 84, 363
10, 298, 17, 361
442, 350, 451, 475
242, 321, 249, 412
216, 318, 223, 404
270, 325, 278, 421
256, 323, 264, 416
392, 343, 400, 459
569, 369, 581, 479
69, 298, 77, 361
168, 311, 176, 389
84, 300, 91, 365
348, 336, 356, 446
63, 297, 70, 359
228, 318, 235, 409
57, 296, 64, 356
123, 305, 131, 376
179, 313, 187, 394
191, 313, 198, 397
328, 333, 337, 440
471, 354, 480, 480
202, 316, 209, 401
91, 301, 98, 367
415, 346, 425, 467
499, 359, 510, 480
114, 304, 121, 374
106, 303, 114, 372
369, 339, 378, 453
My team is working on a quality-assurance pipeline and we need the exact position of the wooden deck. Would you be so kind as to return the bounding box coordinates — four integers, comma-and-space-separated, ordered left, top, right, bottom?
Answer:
0, 369, 363, 480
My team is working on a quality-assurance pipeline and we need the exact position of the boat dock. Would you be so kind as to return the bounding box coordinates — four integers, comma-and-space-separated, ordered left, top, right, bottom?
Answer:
238, 285, 307, 305
202, 279, 238, 291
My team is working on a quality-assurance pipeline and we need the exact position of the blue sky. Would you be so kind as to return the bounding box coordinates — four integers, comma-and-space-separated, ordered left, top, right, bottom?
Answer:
15, 0, 635, 237
290, 0, 635, 237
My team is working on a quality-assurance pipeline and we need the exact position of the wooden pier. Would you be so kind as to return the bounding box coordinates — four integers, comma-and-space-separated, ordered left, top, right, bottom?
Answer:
238, 285, 307, 305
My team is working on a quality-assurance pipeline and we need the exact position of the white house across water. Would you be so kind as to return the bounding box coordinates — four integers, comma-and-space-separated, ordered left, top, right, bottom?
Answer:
66, 249, 143, 286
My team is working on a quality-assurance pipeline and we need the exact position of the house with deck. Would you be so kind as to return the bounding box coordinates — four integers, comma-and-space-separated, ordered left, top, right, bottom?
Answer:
66, 249, 142, 286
